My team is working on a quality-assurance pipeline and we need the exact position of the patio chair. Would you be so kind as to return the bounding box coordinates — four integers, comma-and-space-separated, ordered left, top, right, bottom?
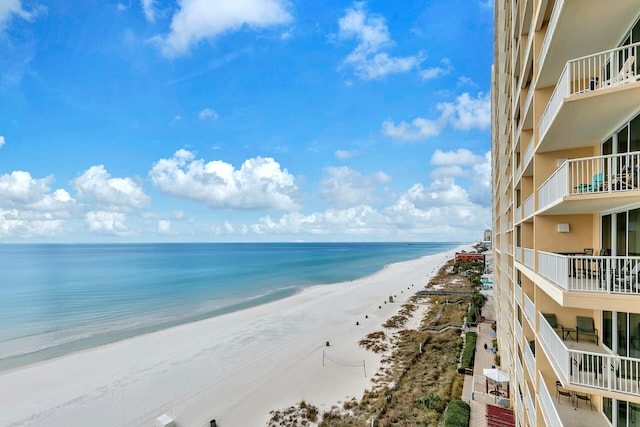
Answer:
608, 55, 638, 87
574, 392, 592, 410
542, 313, 568, 339
576, 316, 598, 344
614, 261, 640, 292
555, 381, 573, 404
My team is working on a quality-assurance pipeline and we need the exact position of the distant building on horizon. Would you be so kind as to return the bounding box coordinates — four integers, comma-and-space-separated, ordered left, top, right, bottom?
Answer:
492, 2, 640, 426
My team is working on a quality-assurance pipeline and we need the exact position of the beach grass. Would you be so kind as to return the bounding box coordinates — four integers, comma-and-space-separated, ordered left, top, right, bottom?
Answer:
268, 257, 479, 426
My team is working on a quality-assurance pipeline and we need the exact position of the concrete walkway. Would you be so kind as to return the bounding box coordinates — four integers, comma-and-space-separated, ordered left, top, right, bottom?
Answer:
460, 293, 513, 427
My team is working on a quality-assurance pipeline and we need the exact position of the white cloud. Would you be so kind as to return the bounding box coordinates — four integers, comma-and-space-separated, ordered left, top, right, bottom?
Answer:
149, 149, 299, 210
441, 92, 491, 131
0, 171, 74, 211
335, 149, 360, 160
157, 0, 292, 57
0, 0, 43, 33
0, 208, 65, 237
430, 148, 485, 166
429, 149, 492, 207
382, 92, 491, 141
72, 165, 150, 211
85, 211, 130, 235
420, 58, 453, 80
319, 166, 390, 208
198, 108, 218, 120
0, 135, 5, 148
157, 219, 172, 234
338, 2, 423, 80
381, 117, 445, 142
141, 0, 156, 22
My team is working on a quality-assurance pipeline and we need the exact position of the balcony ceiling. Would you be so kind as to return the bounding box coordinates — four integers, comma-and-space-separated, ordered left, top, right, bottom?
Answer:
538, 190, 640, 215
537, 82, 640, 152
536, 0, 639, 89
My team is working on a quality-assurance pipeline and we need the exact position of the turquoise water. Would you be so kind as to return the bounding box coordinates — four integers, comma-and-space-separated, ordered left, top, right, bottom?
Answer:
0, 242, 460, 371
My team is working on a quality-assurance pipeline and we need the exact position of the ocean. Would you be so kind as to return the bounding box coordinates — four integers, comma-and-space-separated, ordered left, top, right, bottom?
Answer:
0, 242, 461, 372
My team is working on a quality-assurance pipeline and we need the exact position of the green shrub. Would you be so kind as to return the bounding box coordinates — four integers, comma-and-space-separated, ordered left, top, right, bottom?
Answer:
443, 400, 470, 426
457, 332, 477, 373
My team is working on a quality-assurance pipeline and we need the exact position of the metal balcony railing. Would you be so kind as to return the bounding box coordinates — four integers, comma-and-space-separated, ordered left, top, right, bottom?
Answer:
538, 373, 564, 427
523, 135, 534, 168
524, 337, 535, 380
538, 152, 640, 211
524, 385, 535, 427
523, 292, 534, 324
539, 42, 640, 141
538, 313, 640, 396
523, 194, 534, 218
538, 251, 640, 295
523, 248, 534, 270
515, 246, 522, 263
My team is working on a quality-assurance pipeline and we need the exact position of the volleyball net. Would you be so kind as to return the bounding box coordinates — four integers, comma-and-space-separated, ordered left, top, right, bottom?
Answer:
322, 350, 367, 377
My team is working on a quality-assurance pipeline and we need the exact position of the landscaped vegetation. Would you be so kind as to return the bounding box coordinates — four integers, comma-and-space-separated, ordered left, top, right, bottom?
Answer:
268, 253, 485, 426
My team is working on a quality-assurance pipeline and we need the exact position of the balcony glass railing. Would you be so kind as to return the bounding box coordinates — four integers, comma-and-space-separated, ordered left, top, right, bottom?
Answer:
538, 372, 564, 427
523, 292, 534, 324
539, 42, 640, 141
515, 246, 522, 263
538, 152, 640, 211
538, 313, 640, 396
538, 251, 640, 295
523, 135, 534, 168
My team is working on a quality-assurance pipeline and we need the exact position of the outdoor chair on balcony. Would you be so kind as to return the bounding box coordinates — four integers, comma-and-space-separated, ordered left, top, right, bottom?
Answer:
613, 261, 640, 293
605, 55, 639, 88
555, 381, 573, 404
576, 316, 598, 344
574, 392, 592, 410
542, 313, 573, 340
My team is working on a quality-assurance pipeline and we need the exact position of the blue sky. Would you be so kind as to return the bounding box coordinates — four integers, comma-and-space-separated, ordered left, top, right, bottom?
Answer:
0, 0, 493, 242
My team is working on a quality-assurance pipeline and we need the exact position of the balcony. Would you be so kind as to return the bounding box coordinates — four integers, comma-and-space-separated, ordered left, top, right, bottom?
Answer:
539, 313, 640, 397
537, 152, 640, 214
524, 385, 535, 426
515, 246, 522, 263
524, 336, 535, 380
538, 372, 609, 427
523, 248, 535, 270
538, 42, 640, 152
537, 0, 639, 89
523, 194, 534, 220
523, 292, 535, 326
538, 251, 640, 295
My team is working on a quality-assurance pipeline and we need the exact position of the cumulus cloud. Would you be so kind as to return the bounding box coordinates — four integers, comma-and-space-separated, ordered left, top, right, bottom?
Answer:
0, 135, 5, 148
157, 219, 172, 234
0, 171, 75, 211
441, 92, 491, 131
319, 166, 390, 208
149, 149, 299, 210
335, 149, 360, 160
85, 211, 130, 235
157, 0, 292, 57
0, 0, 45, 33
381, 117, 445, 142
429, 149, 492, 207
338, 2, 423, 80
420, 58, 453, 80
0, 208, 65, 237
382, 92, 491, 141
73, 165, 150, 211
198, 108, 218, 120
141, 0, 156, 22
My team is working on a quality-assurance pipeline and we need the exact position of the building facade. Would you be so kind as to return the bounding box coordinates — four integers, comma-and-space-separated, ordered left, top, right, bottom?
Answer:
491, 1, 640, 426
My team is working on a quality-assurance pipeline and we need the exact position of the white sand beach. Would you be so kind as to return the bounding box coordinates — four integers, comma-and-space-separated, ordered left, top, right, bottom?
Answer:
0, 246, 468, 427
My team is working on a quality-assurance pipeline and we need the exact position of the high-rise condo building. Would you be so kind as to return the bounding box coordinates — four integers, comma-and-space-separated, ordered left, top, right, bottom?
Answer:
491, 1, 640, 425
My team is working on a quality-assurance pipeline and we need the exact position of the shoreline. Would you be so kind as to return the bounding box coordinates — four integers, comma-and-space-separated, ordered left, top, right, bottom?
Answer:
0, 244, 470, 427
